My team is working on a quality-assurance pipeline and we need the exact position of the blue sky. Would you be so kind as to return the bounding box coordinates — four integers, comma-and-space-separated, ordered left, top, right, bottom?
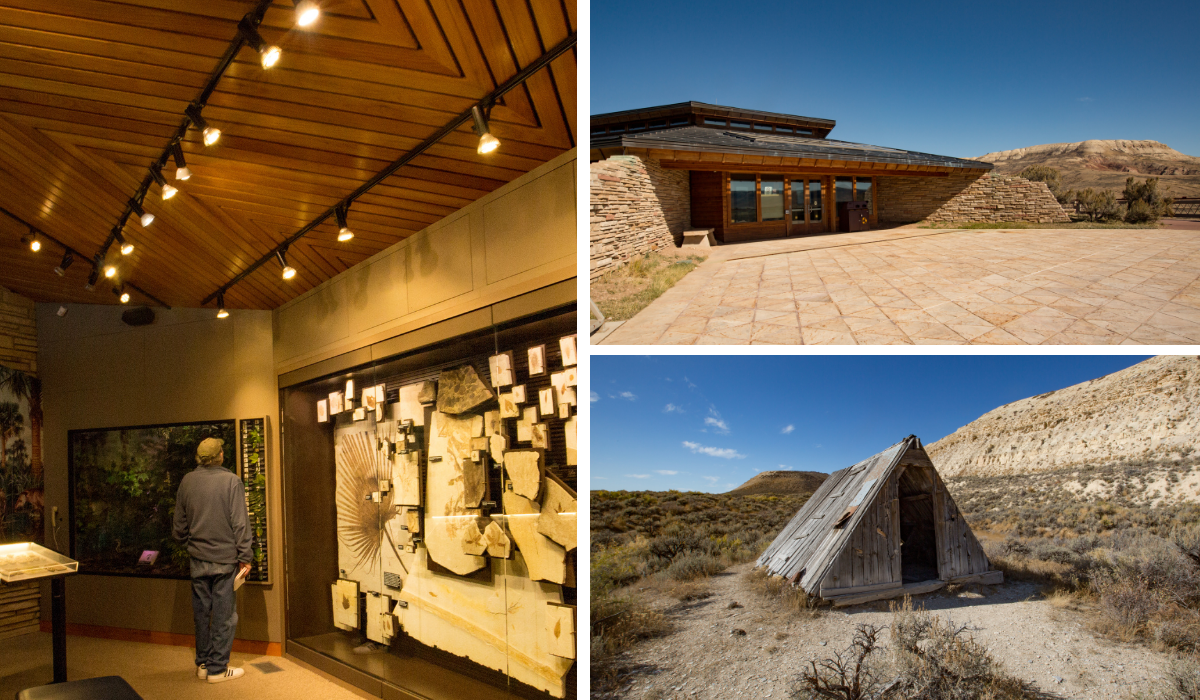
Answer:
591, 355, 1152, 492
591, 0, 1200, 158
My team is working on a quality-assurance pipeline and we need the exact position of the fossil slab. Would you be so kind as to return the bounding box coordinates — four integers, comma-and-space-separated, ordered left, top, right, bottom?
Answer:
546, 603, 575, 659
437, 365, 493, 415
564, 417, 577, 466
505, 449, 543, 500
462, 456, 486, 508
531, 423, 549, 450
461, 518, 488, 556
489, 352, 515, 388
512, 384, 527, 404
393, 448, 421, 507
536, 474, 577, 552
538, 388, 556, 417
528, 344, 547, 376
332, 579, 359, 631
502, 491, 566, 584
490, 434, 508, 465
484, 520, 511, 558
559, 335, 577, 367
365, 592, 395, 644
484, 410, 500, 436
397, 382, 428, 426
417, 380, 437, 404
499, 392, 519, 419
425, 411, 486, 575
336, 427, 396, 591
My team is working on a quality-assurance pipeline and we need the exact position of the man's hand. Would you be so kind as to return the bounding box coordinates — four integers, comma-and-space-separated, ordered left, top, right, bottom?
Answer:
238, 562, 251, 579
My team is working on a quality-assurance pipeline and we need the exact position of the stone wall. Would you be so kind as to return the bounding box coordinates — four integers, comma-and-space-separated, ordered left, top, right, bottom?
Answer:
590, 155, 690, 279
0, 285, 37, 374
877, 172, 1070, 224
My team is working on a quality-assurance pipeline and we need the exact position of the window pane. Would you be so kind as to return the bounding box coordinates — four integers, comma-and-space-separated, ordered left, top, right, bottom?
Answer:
809, 180, 823, 222
753, 123, 772, 131
731, 176, 757, 223
730, 121, 751, 129
777, 126, 793, 134
791, 181, 805, 222
704, 118, 726, 126
670, 117, 689, 126
648, 120, 666, 129
761, 179, 784, 221
835, 177, 854, 203
796, 129, 813, 136
856, 178, 873, 211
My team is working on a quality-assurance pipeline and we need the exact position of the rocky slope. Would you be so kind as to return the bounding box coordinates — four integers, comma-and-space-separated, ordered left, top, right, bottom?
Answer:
928, 356, 1200, 479
726, 470, 827, 496
973, 139, 1200, 197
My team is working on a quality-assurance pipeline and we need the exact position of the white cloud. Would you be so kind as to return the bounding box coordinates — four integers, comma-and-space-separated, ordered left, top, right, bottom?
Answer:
655, 470, 679, 475
725, 483, 735, 489
778, 464, 793, 471
590, 391, 600, 403
781, 424, 795, 434
704, 408, 729, 434
663, 403, 685, 413
702, 476, 720, 484
626, 474, 650, 479
1077, 96, 1094, 102
619, 391, 637, 401
682, 441, 745, 459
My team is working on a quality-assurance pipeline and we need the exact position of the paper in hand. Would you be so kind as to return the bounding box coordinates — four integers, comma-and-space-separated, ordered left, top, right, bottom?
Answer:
234, 566, 248, 591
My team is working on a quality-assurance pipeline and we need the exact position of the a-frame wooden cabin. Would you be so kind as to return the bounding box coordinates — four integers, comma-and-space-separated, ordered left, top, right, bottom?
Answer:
756, 435, 1002, 607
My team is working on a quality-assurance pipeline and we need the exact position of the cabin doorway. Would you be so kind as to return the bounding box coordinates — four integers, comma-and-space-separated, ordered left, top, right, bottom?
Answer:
786, 178, 825, 236
897, 466, 939, 583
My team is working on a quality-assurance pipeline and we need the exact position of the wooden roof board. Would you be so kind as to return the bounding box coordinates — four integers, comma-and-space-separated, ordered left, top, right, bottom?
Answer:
756, 438, 909, 590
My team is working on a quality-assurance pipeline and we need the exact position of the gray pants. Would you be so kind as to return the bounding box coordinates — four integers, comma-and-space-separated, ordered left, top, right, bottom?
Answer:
191, 559, 238, 674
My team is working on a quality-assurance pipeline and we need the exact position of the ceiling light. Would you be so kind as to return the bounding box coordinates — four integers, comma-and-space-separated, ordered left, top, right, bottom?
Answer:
54, 252, 73, 276
295, 1, 320, 27
471, 105, 500, 155
85, 265, 98, 291
115, 231, 134, 256
104, 264, 117, 278
216, 292, 229, 319
335, 204, 354, 242
21, 232, 41, 252
172, 143, 191, 181
238, 17, 281, 69
185, 104, 221, 146
277, 248, 296, 280
132, 201, 154, 227
115, 285, 130, 304
151, 167, 178, 200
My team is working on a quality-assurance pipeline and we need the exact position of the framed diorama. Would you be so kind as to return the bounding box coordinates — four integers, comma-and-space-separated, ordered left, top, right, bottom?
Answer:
68, 419, 235, 579
239, 417, 269, 584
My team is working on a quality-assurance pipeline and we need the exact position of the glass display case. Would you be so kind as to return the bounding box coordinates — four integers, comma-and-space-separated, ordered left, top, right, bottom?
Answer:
0, 542, 78, 583
281, 309, 576, 700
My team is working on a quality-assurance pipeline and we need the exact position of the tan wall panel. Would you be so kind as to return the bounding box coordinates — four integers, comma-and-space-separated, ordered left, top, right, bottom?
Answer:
407, 214, 474, 312
484, 159, 576, 285
273, 149, 577, 374
36, 307, 283, 642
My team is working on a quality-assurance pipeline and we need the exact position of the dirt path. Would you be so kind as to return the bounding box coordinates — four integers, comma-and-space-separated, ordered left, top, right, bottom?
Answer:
600, 563, 1169, 700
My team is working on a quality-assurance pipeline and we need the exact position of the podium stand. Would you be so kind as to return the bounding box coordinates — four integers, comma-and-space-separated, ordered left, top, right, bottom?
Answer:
0, 543, 79, 683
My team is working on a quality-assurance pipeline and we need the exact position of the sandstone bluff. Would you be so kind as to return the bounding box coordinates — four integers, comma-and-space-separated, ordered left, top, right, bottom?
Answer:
928, 355, 1200, 477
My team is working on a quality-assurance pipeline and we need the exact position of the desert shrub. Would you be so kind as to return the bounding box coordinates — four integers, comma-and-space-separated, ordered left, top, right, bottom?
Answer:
1075, 188, 1123, 222
666, 552, 724, 581
592, 541, 654, 595
1173, 523, 1200, 568
1164, 654, 1200, 699
1123, 177, 1174, 223
1019, 165, 1073, 205
793, 624, 884, 700
747, 567, 820, 615
648, 532, 701, 560
590, 594, 672, 691
886, 598, 1057, 700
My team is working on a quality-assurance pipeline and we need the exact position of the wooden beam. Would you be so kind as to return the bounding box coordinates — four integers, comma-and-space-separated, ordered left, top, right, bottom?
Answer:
821, 580, 899, 598
656, 161, 950, 177
829, 579, 946, 607
949, 570, 1003, 586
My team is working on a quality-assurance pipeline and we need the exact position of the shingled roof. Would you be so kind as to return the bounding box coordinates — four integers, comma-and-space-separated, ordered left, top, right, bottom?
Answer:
592, 125, 990, 171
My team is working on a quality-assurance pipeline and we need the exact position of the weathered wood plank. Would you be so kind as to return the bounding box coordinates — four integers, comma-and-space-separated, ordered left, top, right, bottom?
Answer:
949, 570, 1003, 586
831, 579, 945, 607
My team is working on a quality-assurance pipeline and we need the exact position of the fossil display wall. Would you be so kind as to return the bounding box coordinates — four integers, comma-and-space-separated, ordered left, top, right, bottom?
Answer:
287, 312, 577, 699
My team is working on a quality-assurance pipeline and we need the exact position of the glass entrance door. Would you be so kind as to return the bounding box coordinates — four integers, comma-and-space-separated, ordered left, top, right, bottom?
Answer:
786, 178, 824, 236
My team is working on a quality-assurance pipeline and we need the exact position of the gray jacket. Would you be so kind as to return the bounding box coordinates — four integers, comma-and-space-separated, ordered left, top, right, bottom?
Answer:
172, 465, 252, 565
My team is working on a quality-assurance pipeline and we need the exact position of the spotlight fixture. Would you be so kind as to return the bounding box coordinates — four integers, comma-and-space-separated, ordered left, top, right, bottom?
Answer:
150, 167, 178, 200
114, 230, 134, 256
21, 232, 41, 252
216, 292, 229, 319
172, 143, 192, 181
238, 17, 281, 69
277, 248, 296, 280
335, 203, 354, 242
295, 1, 320, 27
471, 105, 500, 155
104, 264, 117, 279
185, 104, 221, 146
132, 200, 154, 227
114, 285, 130, 304
54, 252, 74, 276
84, 265, 99, 291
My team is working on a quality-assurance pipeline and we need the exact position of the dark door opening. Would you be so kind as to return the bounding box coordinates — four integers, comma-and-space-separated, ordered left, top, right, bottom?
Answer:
898, 467, 939, 583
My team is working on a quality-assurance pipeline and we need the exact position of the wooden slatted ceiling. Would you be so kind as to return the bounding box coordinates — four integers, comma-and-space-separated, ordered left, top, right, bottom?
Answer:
0, 0, 576, 309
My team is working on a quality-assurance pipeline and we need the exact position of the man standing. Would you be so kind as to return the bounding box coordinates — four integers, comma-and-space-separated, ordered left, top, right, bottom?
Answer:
172, 437, 252, 683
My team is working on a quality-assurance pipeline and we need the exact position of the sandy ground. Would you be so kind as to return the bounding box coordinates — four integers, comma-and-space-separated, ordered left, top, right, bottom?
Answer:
598, 563, 1171, 700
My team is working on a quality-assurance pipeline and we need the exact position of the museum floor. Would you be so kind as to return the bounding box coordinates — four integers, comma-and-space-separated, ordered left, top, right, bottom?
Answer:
0, 632, 372, 699
596, 227, 1200, 344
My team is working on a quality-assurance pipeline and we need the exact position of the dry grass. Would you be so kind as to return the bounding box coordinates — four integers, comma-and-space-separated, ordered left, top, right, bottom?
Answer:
746, 567, 821, 617
591, 249, 706, 321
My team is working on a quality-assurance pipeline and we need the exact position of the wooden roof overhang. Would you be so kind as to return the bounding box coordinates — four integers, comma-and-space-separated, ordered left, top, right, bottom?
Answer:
0, 0, 577, 310
591, 101, 835, 137
591, 125, 990, 178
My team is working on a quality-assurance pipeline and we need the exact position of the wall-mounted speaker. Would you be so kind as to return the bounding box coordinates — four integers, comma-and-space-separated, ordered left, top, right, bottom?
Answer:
121, 307, 155, 326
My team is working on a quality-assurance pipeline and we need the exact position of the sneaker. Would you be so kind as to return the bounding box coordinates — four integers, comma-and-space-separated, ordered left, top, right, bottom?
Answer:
196, 664, 207, 680
207, 667, 244, 684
